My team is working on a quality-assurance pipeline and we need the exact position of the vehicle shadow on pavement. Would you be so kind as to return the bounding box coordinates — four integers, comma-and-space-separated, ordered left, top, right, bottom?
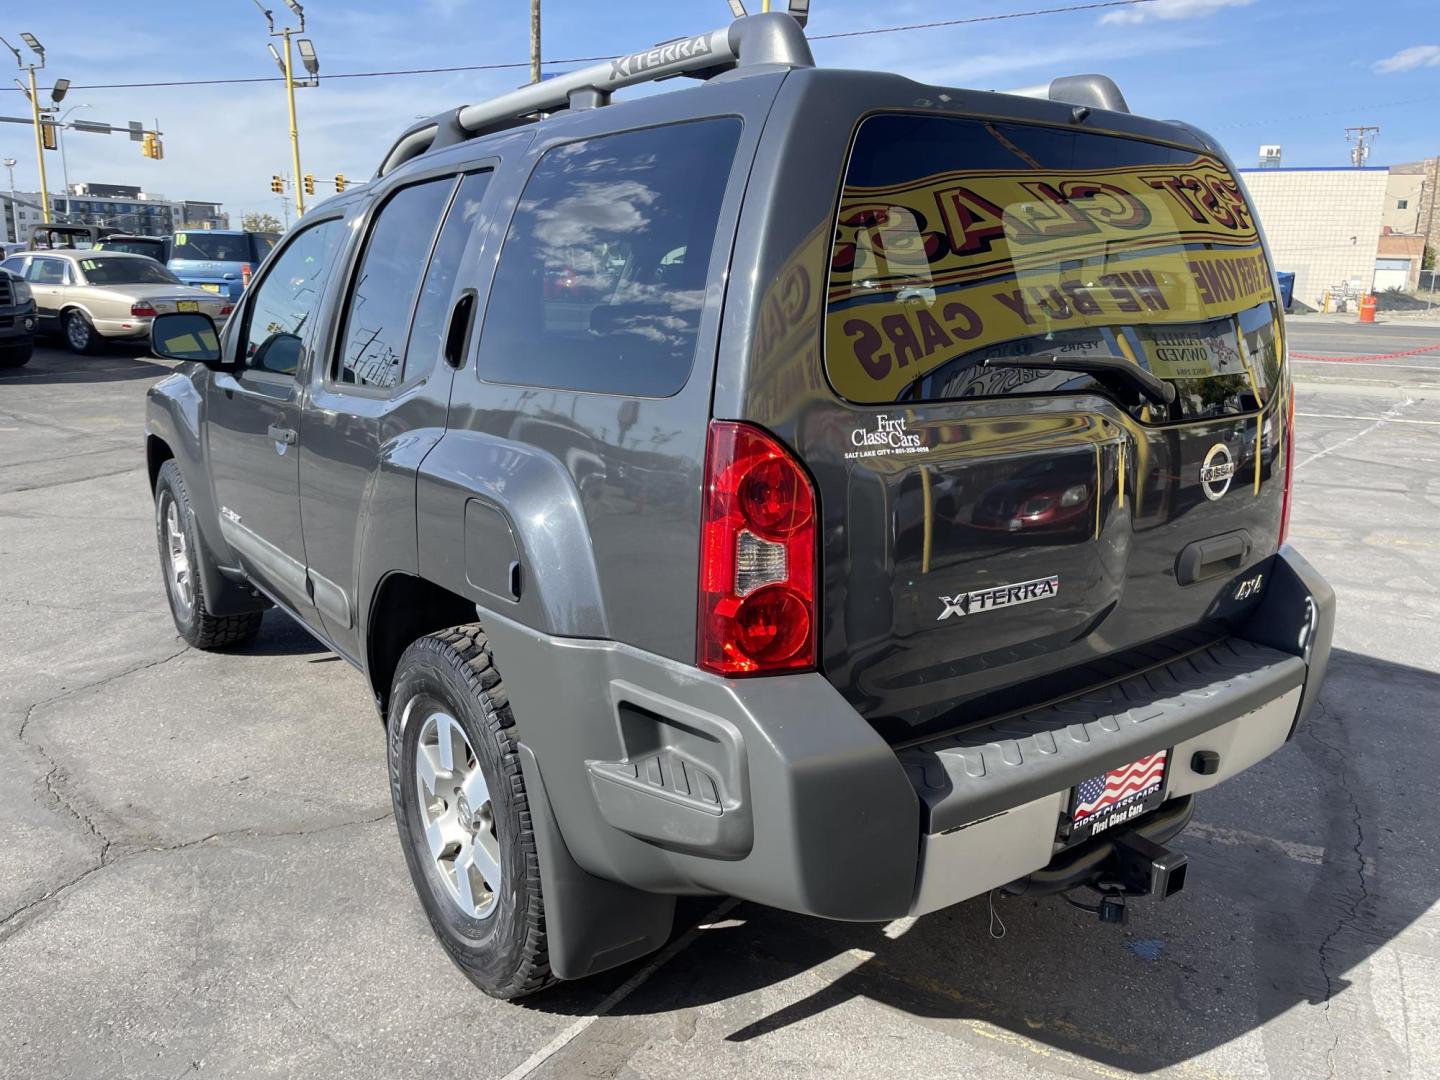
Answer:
0, 349, 173, 385
228, 610, 331, 658
545, 647, 1437, 1074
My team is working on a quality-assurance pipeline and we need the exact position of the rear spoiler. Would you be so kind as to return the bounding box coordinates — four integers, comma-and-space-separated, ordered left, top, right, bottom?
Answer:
999, 74, 1129, 114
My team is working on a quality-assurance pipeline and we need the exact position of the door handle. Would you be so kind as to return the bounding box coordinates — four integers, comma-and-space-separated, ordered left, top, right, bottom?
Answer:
443, 289, 478, 369
267, 424, 298, 445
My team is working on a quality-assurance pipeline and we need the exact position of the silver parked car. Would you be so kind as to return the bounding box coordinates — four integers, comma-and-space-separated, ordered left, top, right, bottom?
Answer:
0, 249, 231, 354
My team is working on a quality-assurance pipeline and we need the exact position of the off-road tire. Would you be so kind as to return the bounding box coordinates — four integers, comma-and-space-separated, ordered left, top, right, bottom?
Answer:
0, 343, 32, 368
153, 460, 264, 649
387, 625, 555, 999
63, 309, 103, 355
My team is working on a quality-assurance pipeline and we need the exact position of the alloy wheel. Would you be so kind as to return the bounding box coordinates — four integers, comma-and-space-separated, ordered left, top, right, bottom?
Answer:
413, 708, 502, 920
161, 494, 194, 616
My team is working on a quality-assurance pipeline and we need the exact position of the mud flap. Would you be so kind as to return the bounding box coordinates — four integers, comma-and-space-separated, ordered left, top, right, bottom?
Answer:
517, 743, 676, 980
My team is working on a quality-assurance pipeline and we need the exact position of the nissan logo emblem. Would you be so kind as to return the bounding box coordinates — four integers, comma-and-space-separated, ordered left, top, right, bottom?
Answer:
1199, 443, 1236, 501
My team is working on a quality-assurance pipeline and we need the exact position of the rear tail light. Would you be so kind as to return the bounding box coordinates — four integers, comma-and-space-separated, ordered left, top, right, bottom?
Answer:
698, 421, 816, 676
1278, 388, 1296, 546
130, 302, 158, 317
220, 303, 234, 317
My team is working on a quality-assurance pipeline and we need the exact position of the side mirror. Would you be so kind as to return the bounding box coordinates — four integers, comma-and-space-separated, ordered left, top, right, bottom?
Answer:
151, 311, 223, 366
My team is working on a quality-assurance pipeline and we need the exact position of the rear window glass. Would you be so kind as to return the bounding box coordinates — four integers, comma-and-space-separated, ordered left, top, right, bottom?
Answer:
476, 117, 742, 396
95, 239, 167, 259
174, 233, 257, 262
79, 256, 179, 285
826, 114, 1281, 420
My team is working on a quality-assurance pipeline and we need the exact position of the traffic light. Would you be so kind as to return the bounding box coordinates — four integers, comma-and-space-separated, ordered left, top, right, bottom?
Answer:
270, 175, 284, 194
40, 119, 57, 151
303, 174, 315, 196
334, 173, 346, 193
141, 131, 156, 159
150, 136, 164, 161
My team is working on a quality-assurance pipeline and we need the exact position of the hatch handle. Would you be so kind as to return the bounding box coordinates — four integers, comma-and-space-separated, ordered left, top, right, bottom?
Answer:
1176, 530, 1252, 586
984, 353, 1177, 407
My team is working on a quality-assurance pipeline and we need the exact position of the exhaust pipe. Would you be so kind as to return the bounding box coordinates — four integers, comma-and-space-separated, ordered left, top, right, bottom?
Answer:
1111, 832, 1188, 900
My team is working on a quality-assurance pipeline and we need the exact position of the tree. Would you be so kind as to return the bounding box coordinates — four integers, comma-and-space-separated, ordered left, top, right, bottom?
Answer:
242, 211, 283, 233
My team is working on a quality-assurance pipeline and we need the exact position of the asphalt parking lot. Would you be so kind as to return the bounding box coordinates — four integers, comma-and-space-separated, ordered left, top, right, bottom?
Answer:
2, 318, 1438, 1080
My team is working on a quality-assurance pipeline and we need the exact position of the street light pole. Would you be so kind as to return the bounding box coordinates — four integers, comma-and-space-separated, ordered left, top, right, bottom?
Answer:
2, 157, 16, 243
56, 102, 91, 204
25, 64, 50, 224
281, 30, 304, 218
255, 2, 314, 220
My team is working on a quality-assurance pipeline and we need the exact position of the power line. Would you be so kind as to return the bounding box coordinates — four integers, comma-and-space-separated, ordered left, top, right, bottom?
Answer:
2, 0, 1158, 93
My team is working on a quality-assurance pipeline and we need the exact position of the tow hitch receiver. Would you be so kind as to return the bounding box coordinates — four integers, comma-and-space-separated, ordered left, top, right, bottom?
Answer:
1112, 831, 1188, 900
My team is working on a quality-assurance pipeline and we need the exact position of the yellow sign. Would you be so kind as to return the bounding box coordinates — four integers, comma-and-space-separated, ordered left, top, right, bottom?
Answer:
826, 246, 1274, 401
824, 153, 1275, 402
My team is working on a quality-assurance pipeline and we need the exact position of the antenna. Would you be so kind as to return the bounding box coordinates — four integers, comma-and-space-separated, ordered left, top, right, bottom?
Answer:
1344, 126, 1379, 168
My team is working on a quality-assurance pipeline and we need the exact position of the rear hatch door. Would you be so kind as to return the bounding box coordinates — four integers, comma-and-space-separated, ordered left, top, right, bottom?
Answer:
810, 113, 1287, 742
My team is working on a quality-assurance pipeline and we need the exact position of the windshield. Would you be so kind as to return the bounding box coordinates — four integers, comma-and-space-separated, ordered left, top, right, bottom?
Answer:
172, 233, 258, 262
826, 115, 1282, 421
79, 256, 181, 286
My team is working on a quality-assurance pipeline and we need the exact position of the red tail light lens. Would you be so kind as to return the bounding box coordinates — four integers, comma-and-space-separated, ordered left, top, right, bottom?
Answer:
699, 421, 816, 676
1278, 388, 1296, 546
220, 304, 234, 317
130, 302, 158, 317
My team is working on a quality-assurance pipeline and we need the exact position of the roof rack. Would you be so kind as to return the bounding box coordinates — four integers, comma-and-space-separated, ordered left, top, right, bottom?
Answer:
1000, 74, 1130, 114
376, 12, 813, 177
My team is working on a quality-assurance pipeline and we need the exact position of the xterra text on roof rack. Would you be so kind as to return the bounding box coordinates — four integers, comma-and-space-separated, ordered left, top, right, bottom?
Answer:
144, 11, 1334, 998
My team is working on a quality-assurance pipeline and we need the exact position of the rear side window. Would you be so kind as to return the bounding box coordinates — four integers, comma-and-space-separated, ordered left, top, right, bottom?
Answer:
826, 115, 1281, 420
476, 118, 742, 396
335, 177, 455, 390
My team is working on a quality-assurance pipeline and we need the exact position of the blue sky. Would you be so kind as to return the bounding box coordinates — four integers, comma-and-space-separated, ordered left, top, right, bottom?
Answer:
2, 0, 1436, 225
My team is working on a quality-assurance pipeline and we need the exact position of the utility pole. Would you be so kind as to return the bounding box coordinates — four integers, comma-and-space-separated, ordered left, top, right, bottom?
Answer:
255, 2, 319, 220
530, 0, 541, 83
1345, 125, 1379, 168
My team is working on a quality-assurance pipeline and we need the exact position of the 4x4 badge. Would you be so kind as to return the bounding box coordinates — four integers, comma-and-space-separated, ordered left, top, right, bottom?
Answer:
938, 575, 1060, 620
1199, 443, 1235, 501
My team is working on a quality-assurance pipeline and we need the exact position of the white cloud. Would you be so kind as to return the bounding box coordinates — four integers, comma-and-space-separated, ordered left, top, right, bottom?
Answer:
1373, 45, 1440, 74
1100, 0, 1254, 25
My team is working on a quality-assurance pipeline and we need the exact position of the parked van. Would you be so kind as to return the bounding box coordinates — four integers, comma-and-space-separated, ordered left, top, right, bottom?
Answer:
167, 229, 279, 301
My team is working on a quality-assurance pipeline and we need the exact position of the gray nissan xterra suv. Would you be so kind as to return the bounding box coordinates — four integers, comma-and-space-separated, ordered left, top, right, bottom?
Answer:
145, 12, 1334, 999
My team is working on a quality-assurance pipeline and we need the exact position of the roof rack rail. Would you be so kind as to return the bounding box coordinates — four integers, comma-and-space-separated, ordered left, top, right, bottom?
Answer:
1000, 74, 1130, 114
376, 12, 813, 177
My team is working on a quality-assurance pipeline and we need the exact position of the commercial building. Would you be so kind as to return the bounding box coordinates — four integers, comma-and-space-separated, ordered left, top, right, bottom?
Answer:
2, 183, 229, 243
1240, 166, 1389, 311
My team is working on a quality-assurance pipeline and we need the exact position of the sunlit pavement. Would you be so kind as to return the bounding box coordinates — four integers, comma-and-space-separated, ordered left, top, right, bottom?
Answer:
1, 322, 1437, 1079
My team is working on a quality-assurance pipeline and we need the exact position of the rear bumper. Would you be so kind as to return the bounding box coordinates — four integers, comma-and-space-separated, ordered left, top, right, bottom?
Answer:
486, 544, 1333, 924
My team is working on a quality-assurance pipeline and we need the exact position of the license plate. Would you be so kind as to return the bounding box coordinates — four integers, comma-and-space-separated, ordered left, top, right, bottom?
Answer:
176, 300, 198, 312
199, 284, 222, 293
1066, 750, 1168, 845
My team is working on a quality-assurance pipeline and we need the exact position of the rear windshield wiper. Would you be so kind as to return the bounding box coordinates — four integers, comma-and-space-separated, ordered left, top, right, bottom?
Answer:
983, 353, 1177, 407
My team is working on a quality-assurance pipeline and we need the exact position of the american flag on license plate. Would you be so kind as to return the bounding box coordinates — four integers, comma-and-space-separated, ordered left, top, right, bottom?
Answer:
1073, 751, 1167, 821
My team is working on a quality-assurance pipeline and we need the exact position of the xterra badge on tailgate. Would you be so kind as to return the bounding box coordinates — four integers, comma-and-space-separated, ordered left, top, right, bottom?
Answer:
938, 575, 1059, 620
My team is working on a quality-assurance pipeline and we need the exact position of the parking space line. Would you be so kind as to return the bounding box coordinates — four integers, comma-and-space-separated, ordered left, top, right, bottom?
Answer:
497, 897, 740, 1080
1297, 398, 1415, 470
1298, 411, 1440, 427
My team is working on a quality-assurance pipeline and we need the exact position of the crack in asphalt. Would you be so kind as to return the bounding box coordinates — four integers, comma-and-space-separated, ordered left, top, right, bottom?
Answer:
1305, 699, 1371, 1079
0, 812, 393, 943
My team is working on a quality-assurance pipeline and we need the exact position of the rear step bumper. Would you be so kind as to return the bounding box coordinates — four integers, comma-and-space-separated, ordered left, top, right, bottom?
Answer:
898, 637, 1306, 836
482, 546, 1333, 941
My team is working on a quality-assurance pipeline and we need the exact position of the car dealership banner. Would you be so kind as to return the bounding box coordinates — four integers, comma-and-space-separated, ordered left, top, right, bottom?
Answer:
825, 155, 1275, 402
